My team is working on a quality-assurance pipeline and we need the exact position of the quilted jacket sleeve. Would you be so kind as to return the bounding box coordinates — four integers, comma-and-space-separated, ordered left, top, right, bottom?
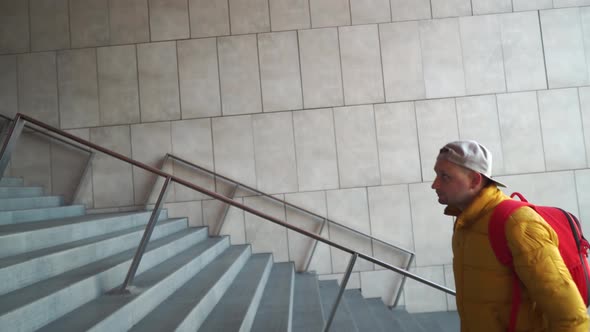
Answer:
505, 207, 589, 332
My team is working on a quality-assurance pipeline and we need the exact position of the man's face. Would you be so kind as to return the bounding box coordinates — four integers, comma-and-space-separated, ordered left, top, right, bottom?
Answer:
431, 158, 477, 209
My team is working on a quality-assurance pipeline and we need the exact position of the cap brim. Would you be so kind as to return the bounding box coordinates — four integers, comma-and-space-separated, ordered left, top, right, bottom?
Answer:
485, 176, 506, 188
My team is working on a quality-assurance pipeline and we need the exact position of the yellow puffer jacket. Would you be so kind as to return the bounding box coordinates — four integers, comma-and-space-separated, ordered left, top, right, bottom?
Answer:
448, 185, 589, 332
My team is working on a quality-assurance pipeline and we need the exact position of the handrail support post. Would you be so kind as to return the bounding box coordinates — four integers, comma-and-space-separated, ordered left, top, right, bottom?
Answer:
118, 176, 172, 293
0, 115, 25, 179
323, 253, 358, 332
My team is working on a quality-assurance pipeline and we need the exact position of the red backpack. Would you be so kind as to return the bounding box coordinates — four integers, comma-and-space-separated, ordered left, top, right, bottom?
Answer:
489, 192, 590, 332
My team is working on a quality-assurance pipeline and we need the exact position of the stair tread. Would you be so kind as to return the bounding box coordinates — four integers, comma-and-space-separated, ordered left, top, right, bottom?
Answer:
292, 273, 325, 332
412, 311, 460, 332
0, 177, 24, 187
0, 210, 156, 234
0, 218, 187, 270
344, 289, 384, 332
37, 236, 229, 332
0, 227, 208, 316
366, 298, 410, 332
319, 280, 358, 332
0, 195, 63, 211
0, 204, 85, 225
129, 245, 251, 332
199, 253, 273, 332
251, 262, 295, 332
0, 186, 43, 198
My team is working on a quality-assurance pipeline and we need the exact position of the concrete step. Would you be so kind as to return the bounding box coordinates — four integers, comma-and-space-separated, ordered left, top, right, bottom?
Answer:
129, 244, 252, 332
0, 195, 63, 211
199, 253, 273, 332
0, 186, 43, 198
292, 272, 325, 332
318, 280, 358, 332
251, 262, 295, 332
0, 177, 24, 187
412, 311, 460, 332
0, 210, 169, 259
0, 227, 211, 332
38, 236, 232, 332
0, 217, 188, 296
391, 307, 428, 332
366, 298, 410, 332
343, 289, 384, 332
0, 204, 86, 225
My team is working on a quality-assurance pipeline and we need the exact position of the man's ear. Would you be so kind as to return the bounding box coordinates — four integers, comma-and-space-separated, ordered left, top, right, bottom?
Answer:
470, 171, 485, 189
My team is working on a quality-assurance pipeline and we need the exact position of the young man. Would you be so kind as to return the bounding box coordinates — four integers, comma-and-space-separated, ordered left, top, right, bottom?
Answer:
432, 140, 589, 332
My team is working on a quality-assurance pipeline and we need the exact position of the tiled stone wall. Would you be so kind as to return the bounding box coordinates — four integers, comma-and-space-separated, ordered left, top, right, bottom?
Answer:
2, 0, 590, 312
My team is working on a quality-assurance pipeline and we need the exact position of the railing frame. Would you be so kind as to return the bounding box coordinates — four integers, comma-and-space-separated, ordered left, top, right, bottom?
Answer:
0, 113, 455, 330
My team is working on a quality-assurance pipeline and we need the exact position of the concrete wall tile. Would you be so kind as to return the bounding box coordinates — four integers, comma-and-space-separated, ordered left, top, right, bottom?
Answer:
310, 0, 351, 28
380, 21, 425, 102
189, 0, 230, 38
293, 108, 340, 191
405, 266, 448, 312
97, 45, 140, 126
497, 171, 578, 215
244, 195, 289, 261
419, 18, 466, 99
165, 201, 203, 227
326, 188, 373, 272
50, 129, 92, 203
130, 122, 172, 204
496, 92, 545, 174
339, 25, 384, 105
284, 191, 330, 272
203, 198, 247, 242
90, 125, 134, 208
500, 11, 547, 91
0, 55, 17, 118
64, 128, 94, 208
12, 132, 51, 191
541, 8, 589, 88
137, 41, 181, 122
554, 0, 590, 7
109, 0, 150, 45
0, 1, 29, 53
218, 35, 262, 115
149, 0, 190, 41
18, 52, 59, 127
368, 185, 414, 254
258, 31, 303, 112
472, 0, 512, 15
30, 0, 70, 51
70, 0, 109, 48
537, 88, 586, 170
360, 270, 405, 306
456, 95, 505, 175
269, 0, 310, 31
513, 0, 552, 11
252, 112, 298, 194
415, 98, 459, 181
170, 118, 215, 201
177, 38, 221, 119
431, 0, 471, 18
575, 170, 590, 234
409, 182, 453, 266
374, 102, 421, 184
299, 28, 344, 109
229, 0, 270, 34
350, 0, 391, 24
334, 105, 381, 187
57, 49, 100, 129
212, 115, 257, 188
460, 15, 506, 95
583, 8, 590, 85
390, 0, 431, 21
444, 264, 457, 310
580, 87, 590, 167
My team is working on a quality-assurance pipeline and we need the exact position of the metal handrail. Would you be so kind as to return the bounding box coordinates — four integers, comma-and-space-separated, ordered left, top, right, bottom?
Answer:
154, 153, 416, 306
0, 113, 456, 331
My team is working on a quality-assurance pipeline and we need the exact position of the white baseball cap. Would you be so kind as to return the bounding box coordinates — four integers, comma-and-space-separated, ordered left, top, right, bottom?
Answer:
437, 140, 506, 187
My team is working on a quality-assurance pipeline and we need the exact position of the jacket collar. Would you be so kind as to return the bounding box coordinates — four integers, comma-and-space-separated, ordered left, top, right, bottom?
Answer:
444, 185, 505, 229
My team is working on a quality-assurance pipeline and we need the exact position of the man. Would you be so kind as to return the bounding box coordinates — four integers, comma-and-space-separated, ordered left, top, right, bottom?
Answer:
432, 140, 589, 332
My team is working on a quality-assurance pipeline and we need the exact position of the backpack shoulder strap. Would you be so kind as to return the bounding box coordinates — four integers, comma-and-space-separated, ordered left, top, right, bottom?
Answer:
488, 192, 531, 332
489, 194, 530, 265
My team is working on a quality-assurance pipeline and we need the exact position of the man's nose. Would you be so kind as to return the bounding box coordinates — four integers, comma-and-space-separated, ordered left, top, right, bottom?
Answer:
431, 177, 439, 189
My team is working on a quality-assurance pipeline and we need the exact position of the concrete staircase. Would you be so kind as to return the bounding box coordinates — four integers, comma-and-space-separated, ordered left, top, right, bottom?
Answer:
0, 176, 459, 331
